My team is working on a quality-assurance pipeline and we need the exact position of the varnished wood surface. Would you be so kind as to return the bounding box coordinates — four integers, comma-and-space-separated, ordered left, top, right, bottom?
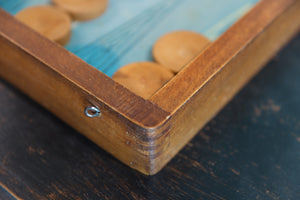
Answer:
0, 33, 299, 200
148, 0, 300, 174
0, 7, 170, 128
0, 7, 170, 174
0, 0, 299, 175
151, 0, 299, 112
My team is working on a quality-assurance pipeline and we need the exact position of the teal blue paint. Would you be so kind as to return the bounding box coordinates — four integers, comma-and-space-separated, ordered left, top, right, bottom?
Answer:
0, 0, 49, 14
0, 0, 259, 77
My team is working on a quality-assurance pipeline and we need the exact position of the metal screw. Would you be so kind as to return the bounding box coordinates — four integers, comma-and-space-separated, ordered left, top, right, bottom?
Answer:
85, 106, 101, 118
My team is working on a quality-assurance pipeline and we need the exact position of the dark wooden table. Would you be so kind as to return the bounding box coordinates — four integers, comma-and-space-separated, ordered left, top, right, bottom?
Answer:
0, 34, 299, 200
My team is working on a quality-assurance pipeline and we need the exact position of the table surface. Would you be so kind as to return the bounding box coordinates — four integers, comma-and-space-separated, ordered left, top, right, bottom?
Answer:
0, 34, 299, 200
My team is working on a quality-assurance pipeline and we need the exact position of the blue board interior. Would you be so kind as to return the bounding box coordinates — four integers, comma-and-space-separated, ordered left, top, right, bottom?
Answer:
0, 0, 259, 77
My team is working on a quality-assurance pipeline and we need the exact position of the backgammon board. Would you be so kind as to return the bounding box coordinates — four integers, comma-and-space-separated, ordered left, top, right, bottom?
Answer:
0, 0, 299, 174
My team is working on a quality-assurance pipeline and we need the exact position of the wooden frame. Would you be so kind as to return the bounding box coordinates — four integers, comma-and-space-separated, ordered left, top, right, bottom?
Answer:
0, 0, 299, 175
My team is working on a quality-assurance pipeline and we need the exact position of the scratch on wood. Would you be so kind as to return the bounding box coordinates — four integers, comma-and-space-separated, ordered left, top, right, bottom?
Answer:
27, 146, 45, 155
208, 161, 216, 166
262, 100, 281, 112
231, 169, 240, 176
254, 106, 262, 117
199, 132, 210, 143
1, 155, 8, 166
192, 162, 208, 173
47, 193, 57, 199
0, 167, 8, 176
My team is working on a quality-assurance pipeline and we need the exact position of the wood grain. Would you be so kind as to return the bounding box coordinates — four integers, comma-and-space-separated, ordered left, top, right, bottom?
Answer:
0, 32, 299, 198
0, 8, 170, 174
0, 0, 299, 175
0, 8, 170, 128
149, 0, 300, 173
151, 0, 300, 112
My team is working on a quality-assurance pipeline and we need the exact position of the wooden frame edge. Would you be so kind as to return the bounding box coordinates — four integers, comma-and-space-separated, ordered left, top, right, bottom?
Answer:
148, 0, 300, 174
0, 8, 172, 175
1, 0, 299, 175
150, 0, 300, 113
0, 8, 170, 129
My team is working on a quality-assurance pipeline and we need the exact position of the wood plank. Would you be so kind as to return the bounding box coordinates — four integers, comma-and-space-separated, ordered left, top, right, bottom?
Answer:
0, 8, 170, 128
0, 33, 168, 174
0, 0, 299, 175
0, 32, 299, 198
149, 0, 300, 173
151, 0, 300, 112
0, 8, 169, 174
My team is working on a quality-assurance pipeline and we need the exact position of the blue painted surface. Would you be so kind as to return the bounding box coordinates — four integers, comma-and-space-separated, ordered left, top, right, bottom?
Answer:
0, 0, 259, 76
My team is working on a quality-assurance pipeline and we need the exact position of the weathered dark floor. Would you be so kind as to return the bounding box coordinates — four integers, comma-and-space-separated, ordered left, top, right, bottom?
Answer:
0, 34, 299, 200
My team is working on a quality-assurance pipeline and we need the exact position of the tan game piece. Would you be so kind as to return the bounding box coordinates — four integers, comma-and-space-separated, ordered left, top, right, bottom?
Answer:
153, 31, 211, 73
112, 62, 174, 99
15, 5, 71, 45
52, 0, 108, 21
